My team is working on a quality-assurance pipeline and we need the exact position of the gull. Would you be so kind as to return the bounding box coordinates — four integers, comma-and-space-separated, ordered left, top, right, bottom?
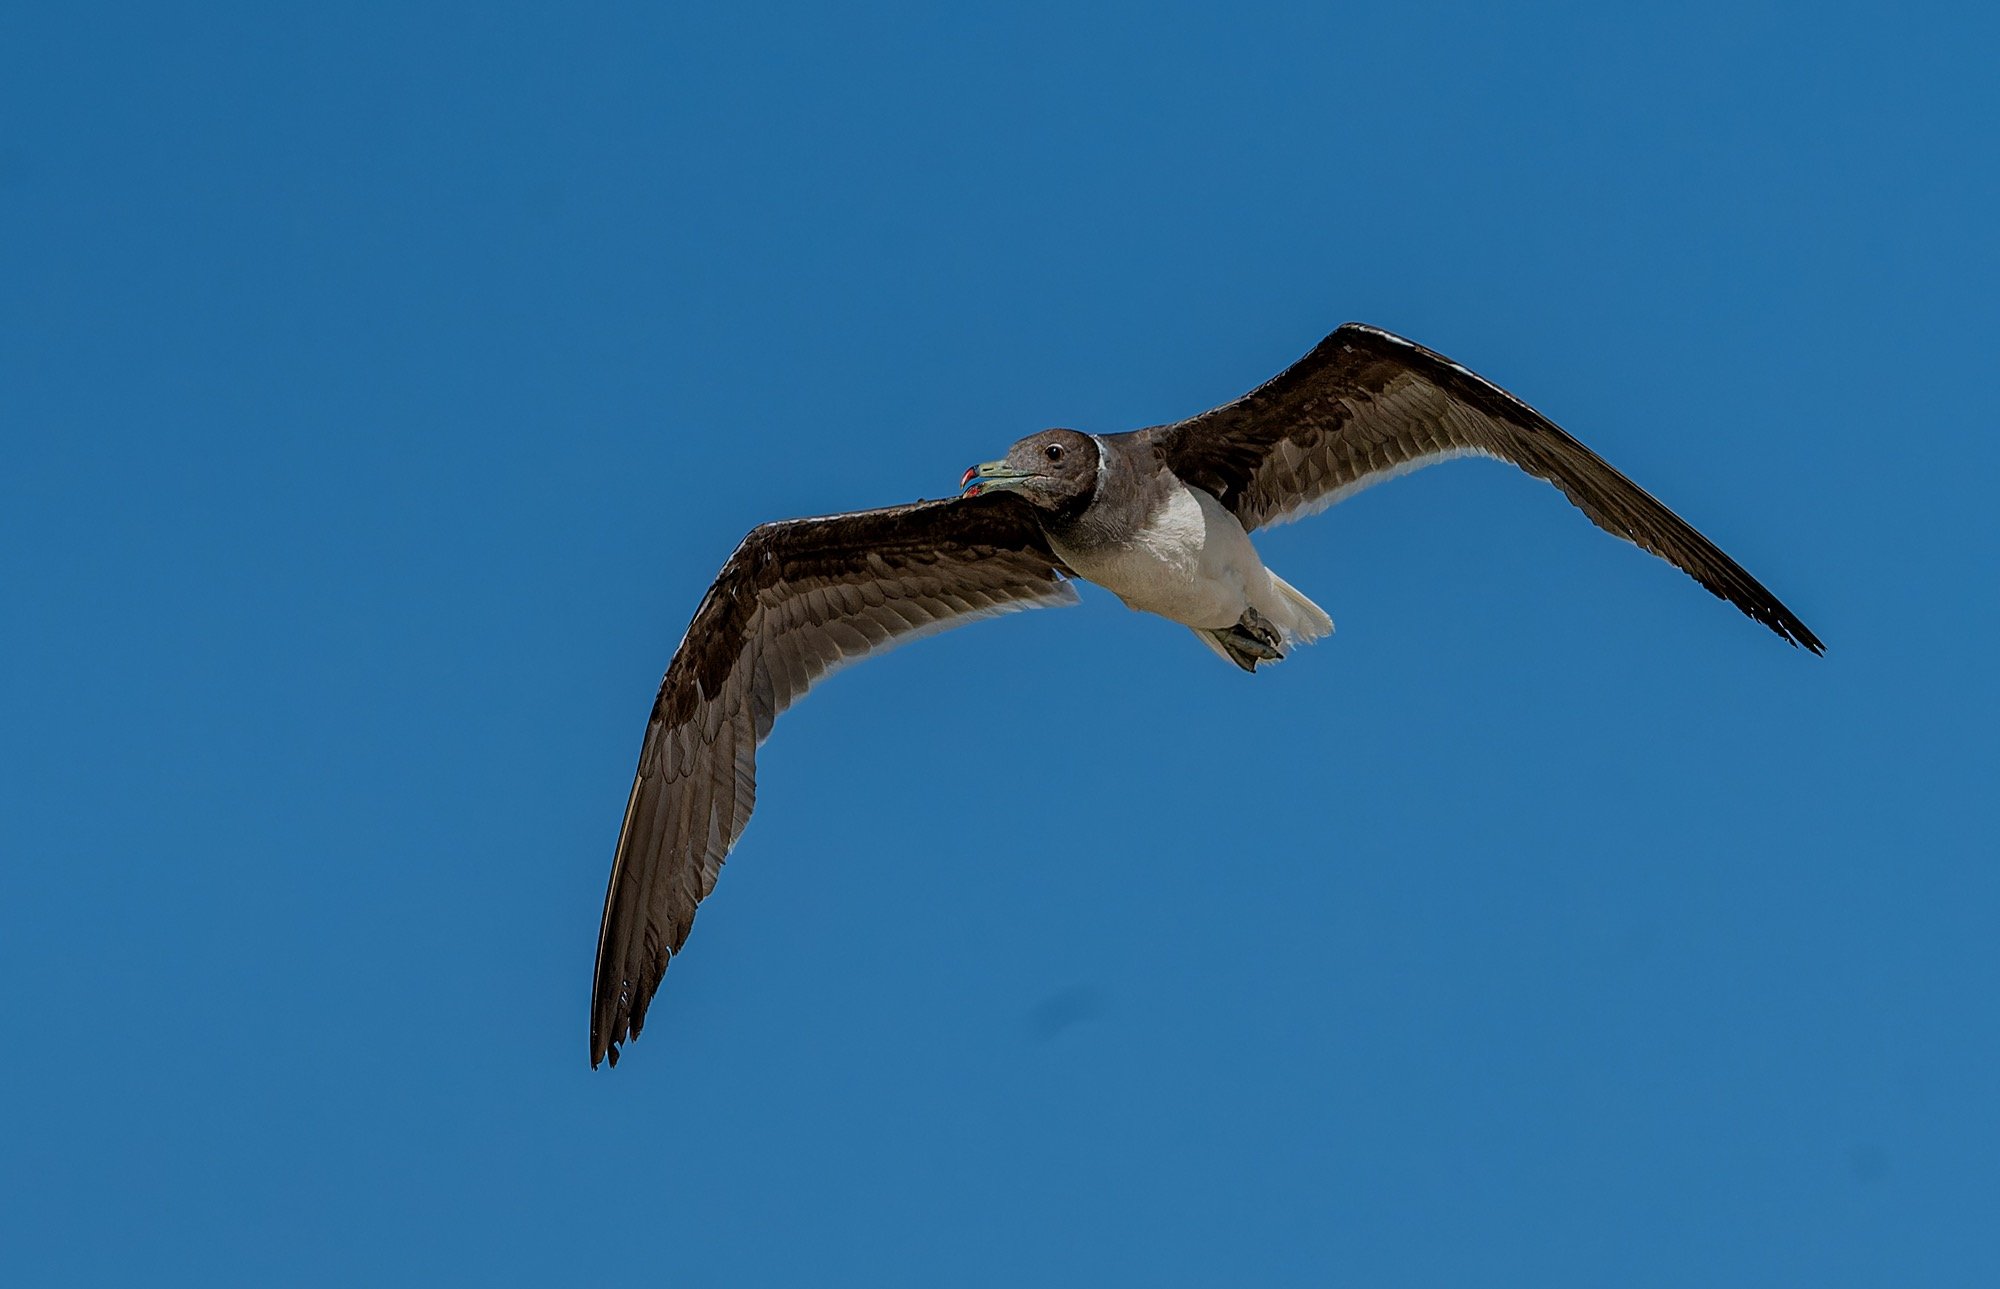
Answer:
589, 323, 1820, 1067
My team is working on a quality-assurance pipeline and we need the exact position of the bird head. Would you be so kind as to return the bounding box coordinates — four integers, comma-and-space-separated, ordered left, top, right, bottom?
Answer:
959, 429, 1100, 514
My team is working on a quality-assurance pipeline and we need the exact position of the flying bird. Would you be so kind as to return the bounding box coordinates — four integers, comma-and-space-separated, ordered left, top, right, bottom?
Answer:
589, 323, 1820, 1067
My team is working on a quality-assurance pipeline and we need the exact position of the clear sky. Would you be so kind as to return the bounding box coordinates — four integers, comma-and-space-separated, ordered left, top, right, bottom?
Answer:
4, 2, 1996, 1284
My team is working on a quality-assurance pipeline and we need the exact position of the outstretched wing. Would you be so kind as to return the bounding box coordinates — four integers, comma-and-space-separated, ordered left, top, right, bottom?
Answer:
592, 493, 1077, 1067
1145, 323, 1821, 652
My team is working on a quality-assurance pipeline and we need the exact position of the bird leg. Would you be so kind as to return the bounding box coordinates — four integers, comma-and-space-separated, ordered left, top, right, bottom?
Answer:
1202, 607, 1286, 672
1232, 607, 1286, 657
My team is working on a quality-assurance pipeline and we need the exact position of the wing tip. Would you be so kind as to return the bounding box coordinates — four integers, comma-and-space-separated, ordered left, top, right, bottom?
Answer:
1777, 614, 1826, 656
590, 971, 656, 1069
1722, 584, 1822, 656
590, 1013, 633, 1069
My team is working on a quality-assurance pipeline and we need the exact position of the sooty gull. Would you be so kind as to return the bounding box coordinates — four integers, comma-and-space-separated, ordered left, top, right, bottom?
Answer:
589, 322, 1821, 1067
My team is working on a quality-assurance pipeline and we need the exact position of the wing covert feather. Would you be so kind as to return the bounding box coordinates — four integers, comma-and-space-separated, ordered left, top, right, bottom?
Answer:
590, 493, 1075, 1067
1147, 323, 1820, 651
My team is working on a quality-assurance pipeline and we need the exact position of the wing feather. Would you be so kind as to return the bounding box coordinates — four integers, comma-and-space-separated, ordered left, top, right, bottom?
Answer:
1146, 323, 1821, 652
590, 493, 1078, 1067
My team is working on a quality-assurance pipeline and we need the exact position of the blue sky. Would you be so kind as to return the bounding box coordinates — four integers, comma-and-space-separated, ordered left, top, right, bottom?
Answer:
4, 1, 1996, 1283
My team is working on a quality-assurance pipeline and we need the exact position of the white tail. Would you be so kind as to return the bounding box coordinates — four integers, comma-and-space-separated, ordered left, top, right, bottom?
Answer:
1268, 571, 1334, 643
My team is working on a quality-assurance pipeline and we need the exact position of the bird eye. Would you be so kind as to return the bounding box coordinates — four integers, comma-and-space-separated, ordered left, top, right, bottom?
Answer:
1044, 443, 1065, 462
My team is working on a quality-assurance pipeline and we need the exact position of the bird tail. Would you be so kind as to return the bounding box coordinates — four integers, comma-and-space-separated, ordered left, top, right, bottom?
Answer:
1268, 572, 1334, 643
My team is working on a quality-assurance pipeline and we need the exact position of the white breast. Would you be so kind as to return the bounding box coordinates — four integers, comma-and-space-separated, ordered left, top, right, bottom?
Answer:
1049, 479, 1271, 630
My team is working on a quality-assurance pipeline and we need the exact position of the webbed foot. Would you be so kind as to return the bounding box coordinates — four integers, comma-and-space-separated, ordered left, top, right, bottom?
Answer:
1199, 608, 1287, 672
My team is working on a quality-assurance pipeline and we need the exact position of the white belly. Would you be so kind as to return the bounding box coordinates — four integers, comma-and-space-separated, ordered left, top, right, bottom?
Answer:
1049, 482, 1273, 629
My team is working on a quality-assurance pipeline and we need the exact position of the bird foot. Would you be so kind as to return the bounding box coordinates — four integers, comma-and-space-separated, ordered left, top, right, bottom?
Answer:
1205, 609, 1286, 672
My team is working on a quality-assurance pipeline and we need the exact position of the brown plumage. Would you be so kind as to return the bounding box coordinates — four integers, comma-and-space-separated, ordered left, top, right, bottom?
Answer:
590, 494, 1076, 1066
591, 322, 1820, 1069
1144, 324, 1821, 650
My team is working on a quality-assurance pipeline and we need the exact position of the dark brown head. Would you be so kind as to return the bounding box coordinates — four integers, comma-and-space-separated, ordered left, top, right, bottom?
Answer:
958, 429, 1100, 518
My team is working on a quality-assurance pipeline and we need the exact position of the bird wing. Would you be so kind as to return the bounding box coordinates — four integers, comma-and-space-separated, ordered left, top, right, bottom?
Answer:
1143, 323, 1821, 652
591, 492, 1077, 1067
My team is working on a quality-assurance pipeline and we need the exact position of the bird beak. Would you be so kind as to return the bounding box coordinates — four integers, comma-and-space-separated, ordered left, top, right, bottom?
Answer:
960, 460, 1035, 497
